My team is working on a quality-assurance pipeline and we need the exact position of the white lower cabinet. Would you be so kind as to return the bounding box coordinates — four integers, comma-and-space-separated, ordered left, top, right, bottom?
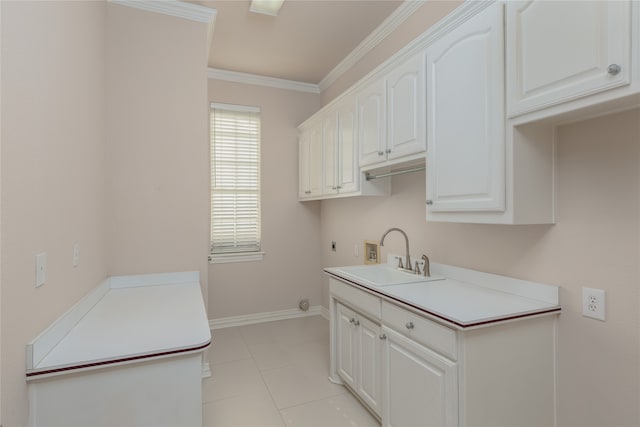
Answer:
382, 326, 457, 427
336, 302, 383, 417
329, 278, 558, 427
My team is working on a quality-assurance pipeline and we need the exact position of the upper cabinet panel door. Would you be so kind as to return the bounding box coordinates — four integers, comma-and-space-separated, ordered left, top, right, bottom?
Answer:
298, 133, 311, 199
297, 123, 322, 199
322, 111, 338, 195
308, 125, 323, 197
337, 98, 359, 194
507, 0, 631, 117
358, 79, 387, 167
387, 53, 426, 160
426, 2, 506, 213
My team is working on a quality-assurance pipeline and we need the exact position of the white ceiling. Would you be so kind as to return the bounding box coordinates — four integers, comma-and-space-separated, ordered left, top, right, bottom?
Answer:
191, 0, 404, 84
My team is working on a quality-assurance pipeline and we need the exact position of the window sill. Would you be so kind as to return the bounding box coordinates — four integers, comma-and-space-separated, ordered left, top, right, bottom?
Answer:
209, 252, 265, 264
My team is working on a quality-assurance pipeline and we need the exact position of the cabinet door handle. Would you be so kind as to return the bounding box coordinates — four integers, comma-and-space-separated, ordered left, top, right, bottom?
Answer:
405, 321, 414, 330
332, 186, 337, 190
349, 318, 360, 326
337, 185, 342, 189
379, 333, 387, 340
377, 151, 384, 156
305, 190, 311, 194
426, 200, 433, 206
608, 63, 621, 76
386, 148, 391, 154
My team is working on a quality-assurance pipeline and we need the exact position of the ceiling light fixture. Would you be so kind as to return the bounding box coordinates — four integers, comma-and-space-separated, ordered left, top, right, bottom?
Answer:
249, 0, 284, 16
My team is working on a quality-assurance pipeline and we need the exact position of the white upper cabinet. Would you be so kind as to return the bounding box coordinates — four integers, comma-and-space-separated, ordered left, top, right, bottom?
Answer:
336, 98, 359, 194
507, 0, 632, 117
322, 109, 339, 195
323, 97, 359, 196
358, 78, 387, 167
386, 53, 426, 161
297, 121, 322, 199
359, 52, 426, 169
426, 2, 505, 213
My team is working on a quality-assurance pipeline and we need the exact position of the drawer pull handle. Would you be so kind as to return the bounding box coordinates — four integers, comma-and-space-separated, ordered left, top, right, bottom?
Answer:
405, 321, 414, 330
379, 333, 387, 340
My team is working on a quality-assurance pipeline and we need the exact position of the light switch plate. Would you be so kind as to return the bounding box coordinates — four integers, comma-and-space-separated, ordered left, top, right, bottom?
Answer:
73, 243, 80, 267
35, 252, 47, 287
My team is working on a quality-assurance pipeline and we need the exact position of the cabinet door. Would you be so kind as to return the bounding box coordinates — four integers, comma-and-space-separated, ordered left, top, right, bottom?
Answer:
426, 2, 505, 213
336, 303, 358, 390
357, 316, 382, 417
358, 78, 387, 167
507, 0, 631, 117
298, 132, 311, 199
322, 111, 338, 195
297, 124, 322, 199
382, 327, 457, 427
387, 53, 426, 160
308, 126, 323, 197
336, 98, 359, 194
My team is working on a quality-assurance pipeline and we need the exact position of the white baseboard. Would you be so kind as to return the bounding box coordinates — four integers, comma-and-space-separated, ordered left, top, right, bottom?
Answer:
209, 305, 324, 330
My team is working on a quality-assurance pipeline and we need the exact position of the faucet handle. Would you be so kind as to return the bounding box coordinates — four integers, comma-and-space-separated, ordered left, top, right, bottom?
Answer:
395, 256, 404, 269
421, 254, 430, 277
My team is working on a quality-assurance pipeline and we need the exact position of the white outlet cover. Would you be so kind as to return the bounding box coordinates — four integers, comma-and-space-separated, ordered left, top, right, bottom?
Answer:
35, 252, 47, 287
582, 287, 606, 321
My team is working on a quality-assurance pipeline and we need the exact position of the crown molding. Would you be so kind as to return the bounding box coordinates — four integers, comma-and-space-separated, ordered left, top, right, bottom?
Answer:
208, 68, 321, 94
318, 0, 426, 92
109, 0, 216, 23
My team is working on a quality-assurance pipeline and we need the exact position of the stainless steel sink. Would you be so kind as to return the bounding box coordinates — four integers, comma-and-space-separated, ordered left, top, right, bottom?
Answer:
335, 264, 444, 287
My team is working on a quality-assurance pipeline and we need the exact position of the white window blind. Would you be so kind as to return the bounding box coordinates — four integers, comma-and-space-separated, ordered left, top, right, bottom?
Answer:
210, 103, 261, 256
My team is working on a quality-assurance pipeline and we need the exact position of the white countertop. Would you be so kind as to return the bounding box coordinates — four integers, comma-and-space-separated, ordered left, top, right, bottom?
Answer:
325, 262, 561, 328
27, 272, 211, 379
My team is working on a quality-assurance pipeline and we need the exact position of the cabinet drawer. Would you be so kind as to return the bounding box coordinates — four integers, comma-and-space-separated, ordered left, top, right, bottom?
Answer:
382, 301, 457, 361
330, 278, 381, 320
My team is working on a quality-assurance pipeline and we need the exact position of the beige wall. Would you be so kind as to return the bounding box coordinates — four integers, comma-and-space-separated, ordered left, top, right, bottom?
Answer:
320, 109, 640, 427
1, 2, 212, 424
207, 80, 323, 319
1, 2, 108, 424
105, 4, 210, 303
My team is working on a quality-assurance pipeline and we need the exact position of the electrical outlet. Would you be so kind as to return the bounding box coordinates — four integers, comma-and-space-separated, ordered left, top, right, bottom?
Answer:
582, 287, 606, 321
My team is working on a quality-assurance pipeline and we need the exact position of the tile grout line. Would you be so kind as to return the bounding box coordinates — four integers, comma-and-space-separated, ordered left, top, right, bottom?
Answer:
237, 325, 290, 427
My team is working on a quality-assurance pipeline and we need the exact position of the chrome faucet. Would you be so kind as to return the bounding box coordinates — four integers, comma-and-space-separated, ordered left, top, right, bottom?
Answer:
380, 228, 412, 272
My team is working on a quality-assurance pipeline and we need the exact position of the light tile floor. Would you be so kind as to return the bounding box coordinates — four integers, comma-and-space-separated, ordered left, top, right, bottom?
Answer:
203, 315, 380, 427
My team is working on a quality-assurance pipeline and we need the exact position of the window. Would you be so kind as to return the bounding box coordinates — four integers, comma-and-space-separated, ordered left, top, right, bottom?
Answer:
209, 103, 262, 263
